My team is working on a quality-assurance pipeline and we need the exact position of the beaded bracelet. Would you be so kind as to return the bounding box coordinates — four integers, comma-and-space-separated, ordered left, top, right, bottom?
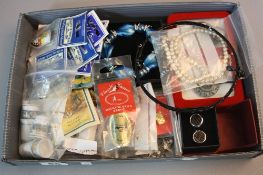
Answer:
102, 23, 158, 77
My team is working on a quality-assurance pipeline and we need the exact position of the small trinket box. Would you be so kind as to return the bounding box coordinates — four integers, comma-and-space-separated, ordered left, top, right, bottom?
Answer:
180, 108, 219, 153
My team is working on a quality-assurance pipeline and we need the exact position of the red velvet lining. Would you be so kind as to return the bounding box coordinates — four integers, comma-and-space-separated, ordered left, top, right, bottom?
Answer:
216, 99, 258, 153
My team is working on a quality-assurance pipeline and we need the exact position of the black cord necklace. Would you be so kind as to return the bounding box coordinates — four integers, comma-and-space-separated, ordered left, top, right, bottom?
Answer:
135, 21, 244, 113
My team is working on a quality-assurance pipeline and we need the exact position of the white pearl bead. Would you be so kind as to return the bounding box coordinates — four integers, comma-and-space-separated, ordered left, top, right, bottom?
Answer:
164, 27, 229, 86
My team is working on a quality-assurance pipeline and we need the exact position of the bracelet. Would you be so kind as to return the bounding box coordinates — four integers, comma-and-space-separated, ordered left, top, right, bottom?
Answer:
103, 23, 158, 77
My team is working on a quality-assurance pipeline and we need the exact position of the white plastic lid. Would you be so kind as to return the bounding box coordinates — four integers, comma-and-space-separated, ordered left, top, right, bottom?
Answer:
34, 138, 54, 158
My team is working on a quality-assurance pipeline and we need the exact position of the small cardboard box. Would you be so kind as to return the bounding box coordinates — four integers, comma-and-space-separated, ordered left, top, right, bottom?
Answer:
2, 2, 263, 166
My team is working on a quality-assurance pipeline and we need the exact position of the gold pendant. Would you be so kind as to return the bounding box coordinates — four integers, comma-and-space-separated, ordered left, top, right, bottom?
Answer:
109, 113, 132, 147
156, 112, 166, 125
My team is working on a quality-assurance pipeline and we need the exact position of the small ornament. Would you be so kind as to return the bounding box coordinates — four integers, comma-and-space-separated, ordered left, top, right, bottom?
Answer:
156, 112, 166, 125
149, 137, 174, 158
109, 113, 132, 147
31, 30, 51, 48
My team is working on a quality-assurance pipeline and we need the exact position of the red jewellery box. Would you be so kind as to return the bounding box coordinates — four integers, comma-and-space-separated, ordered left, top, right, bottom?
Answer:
167, 11, 245, 109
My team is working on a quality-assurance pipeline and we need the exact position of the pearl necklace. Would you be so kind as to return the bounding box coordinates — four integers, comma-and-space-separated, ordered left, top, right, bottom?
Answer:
162, 28, 231, 85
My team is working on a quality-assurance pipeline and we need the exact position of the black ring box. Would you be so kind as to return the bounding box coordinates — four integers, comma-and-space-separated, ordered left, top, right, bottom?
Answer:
180, 108, 219, 153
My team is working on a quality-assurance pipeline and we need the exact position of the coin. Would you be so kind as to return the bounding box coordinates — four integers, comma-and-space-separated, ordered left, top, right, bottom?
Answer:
193, 84, 220, 97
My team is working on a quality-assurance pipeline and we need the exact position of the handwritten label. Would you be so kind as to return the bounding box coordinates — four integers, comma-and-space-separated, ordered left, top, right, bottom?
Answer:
64, 138, 97, 155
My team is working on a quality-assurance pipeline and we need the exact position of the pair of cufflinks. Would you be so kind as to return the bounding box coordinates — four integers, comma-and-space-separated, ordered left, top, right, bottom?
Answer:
190, 114, 206, 144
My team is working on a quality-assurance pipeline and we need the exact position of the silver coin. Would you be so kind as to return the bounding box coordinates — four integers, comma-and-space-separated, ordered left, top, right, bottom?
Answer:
190, 113, 203, 128
193, 84, 220, 97
193, 130, 206, 144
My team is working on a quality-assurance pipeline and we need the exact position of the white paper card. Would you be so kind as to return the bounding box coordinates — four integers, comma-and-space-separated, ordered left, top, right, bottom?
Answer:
135, 83, 157, 153
65, 137, 97, 155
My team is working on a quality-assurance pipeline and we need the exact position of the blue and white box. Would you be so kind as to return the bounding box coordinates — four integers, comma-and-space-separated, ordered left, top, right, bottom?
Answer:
67, 38, 98, 69
86, 10, 109, 46
36, 48, 67, 71
58, 12, 87, 48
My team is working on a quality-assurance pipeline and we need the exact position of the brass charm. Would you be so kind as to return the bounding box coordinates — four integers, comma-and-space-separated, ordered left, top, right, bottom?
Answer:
156, 112, 166, 125
109, 113, 132, 147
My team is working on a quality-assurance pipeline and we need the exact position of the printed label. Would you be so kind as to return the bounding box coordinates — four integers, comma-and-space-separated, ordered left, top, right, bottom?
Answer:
58, 12, 87, 47
72, 75, 92, 89
40, 162, 68, 166
95, 20, 110, 53
67, 38, 98, 68
36, 48, 66, 71
35, 48, 66, 82
97, 78, 136, 117
77, 61, 92, 73
86, 10, 109, 46
62, 88, 100, 137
